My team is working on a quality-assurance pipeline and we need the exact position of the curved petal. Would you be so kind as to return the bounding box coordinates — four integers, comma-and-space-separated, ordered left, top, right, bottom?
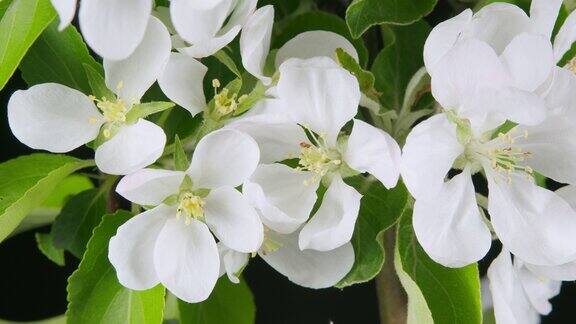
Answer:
204, 186, 264, 253
555, 185, 576, 209
178, 25, 242, 58
79, 0, 152, 60
487, 171, 576, 266
220, 0, 257, 34
500, 33, 554, 92
553, 9, 576, 62
104, 16, 171, 102
488, 249, 541, 324
298, 175, 361, 251
95, 119, 166, 175
529, 0, 562, 39
278, 57, 360, 145
401, 114, 463, 199
188, 129, 260, 189
154, 217, 220, 303
217, 243, 249, 284
109, 204, 172, 290
259, 230, 354, 289
517, 262, 561, 314
275, 31, 359, 67
526, 260, 576, 281
8, 83, 102, 153
50, 0, 76, 31
344, 119, 401, 189
170, 0, 234, 45
424, 9, 472, 74
243, 164, 319, 234
116, 168, 185, 206
158, 52, 207, 116
413, 168, 491, 268
544, 67, 576, 116
240, 5, 274, 85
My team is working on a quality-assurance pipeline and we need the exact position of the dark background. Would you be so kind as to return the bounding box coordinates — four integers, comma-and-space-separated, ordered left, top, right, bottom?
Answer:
1, 0, 575, 323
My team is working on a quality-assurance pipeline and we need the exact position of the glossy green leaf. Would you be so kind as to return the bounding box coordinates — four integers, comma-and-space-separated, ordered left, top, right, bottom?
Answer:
67, 211, 165, 324
174, 135, 189, 171
125, 101, 175, 123
337, 177, 408, 288
51, 189, 107, 258
335, 48, 380, 100
19, 21, 103, 94
396, 209, 483, 324
0, 0, 56, 90
36, 232, 65, 266
0, 154, 94, 244
214, 49, 243, 79
179, 278, 255, 324
345, 0, 437, 39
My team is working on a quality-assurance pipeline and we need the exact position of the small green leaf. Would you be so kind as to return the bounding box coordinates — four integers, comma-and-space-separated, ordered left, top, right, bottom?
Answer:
83, 63, 115, 100
345, 0, 437, 39
125, 101, 175, 123
396, 209, 483, 324
67, 211, 165, 324
174, 135, 189, 171
213, 49, 243, 79
179, 278, 255, 324
36, 232, 65, 266
335, 48, 380, 100
394, 247, 433, 324
337, 177, 408, 288
0, 0, 56, 91
51, 189, 107, 258
19, 21, 103, 94
0, 154, 94, 244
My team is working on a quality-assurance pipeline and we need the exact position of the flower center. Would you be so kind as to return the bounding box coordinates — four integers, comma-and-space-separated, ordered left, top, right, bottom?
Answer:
482, 130, 533, 183
297, 141, 342, 185
566, 56, 576, 74
212, 79, 247, 117
176, 192, 206, 225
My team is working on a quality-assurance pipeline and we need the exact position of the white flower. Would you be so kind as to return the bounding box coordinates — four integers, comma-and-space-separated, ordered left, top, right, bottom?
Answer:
50, 0, 154, 60
170, 0, 257, 58
8, 17, 171, 175
402, 38, 576, 267
109, 129, 263, 303
230, 57, 401, 252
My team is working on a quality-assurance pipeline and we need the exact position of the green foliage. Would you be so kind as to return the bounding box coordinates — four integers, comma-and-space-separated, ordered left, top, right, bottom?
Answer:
337, 177, 408, 288
174, 135, 190, 171
36, 232, 65, 266
0, 154, 94, 244
335, 48, 380, 100
214, 49, 243, 79
0, 0, 56, 91
179, 278, 256, 324
51, 189, 107, 258
67, 211, 166, 324
83, 63, 115, 100
396, 209, 483, 324
19, 21, 103, 94
125, 101, 176, 123
345, 0, 437, 39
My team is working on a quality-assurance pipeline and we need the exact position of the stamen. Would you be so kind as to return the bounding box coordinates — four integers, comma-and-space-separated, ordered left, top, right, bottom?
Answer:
176, 192, 205, 225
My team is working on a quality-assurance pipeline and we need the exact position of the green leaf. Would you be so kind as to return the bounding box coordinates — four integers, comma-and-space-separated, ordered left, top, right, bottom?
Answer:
51, 189, 107, 258
335, 48, 380, 100
19, 21, 103, 94
36, 232, 65, 266
213, 49, 243, 79
0, 154, 94, 244
125, 101, 175, 123
396, 209, 483, 324
337, 177, 408, 288
67, 211, 165, 324
372, 20, 430, 112
179, 277, 255, 324
394, 248, 433, 324
83, 63, 115, 100
345, 0, 437, 39
0, 0, 56, 91
174, 135, 189, 171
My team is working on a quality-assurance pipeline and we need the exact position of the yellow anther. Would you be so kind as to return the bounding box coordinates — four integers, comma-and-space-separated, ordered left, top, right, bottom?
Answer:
103, 128, 112, 138
176, 192, 205, 224
214, 88, 239, 116
212, 79, 221, 88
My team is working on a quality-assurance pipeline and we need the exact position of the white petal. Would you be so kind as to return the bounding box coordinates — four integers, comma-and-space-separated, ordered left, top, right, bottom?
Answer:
278, 57, 360, 145
243, 164, 319, 234
79, 0, 152, 60
154, 217, 220, 303
526, 259, 576, 281
220, 0, 257, 34
401, 114, 463, 199
188, 129, 260, 189
158, 52, 207, 116
500, 33, 554, 92
104, 17, 171, 102
177, 26, 242, 59
50, 0, 76, 31
259, 230, 354, 289
204, 186, 264, 253
217, 243, 249, 284
488, 249, 541, 324
556, 185, 576, 209
544, 67, 576, 116
170, 0, 234, 45
553, 10, 576, 62
109, 204, 171, 290
529, 0, 562, 39
517, 262, 561, 314
240, 5, 274, 85
424, 9, 472, 74
95, 119, 166, 175
344, 119, 401, 189
7, 83, 102, 153
275, 30, 359, 67
487, 172, 576, 266
299, 175, 361, 251
116, 168, 185, 206
413, 169, 491, 268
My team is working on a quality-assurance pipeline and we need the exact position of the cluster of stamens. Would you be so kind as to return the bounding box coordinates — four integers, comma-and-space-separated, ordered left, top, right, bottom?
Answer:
212, 79, 246, 117
486, 130, 533, 183
88, 82, 134, 138
176, 192, 206, 225
297, 130, 342, 185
